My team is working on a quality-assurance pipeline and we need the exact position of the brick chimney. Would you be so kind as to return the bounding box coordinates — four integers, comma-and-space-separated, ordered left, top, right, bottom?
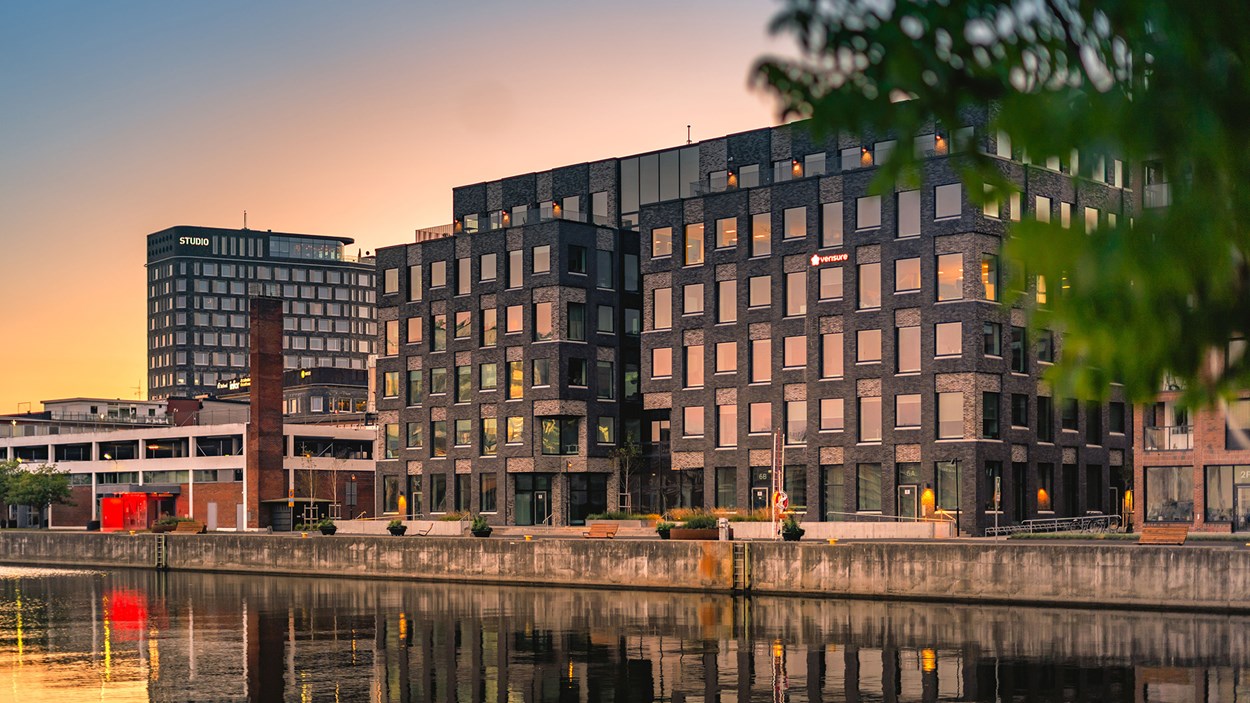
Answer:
245, 296, 285, 529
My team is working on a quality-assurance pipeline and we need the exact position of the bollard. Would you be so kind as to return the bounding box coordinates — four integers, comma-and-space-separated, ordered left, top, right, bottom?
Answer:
301, 532, 308, 539
718, 517, 730, 542
524, 535, 532, 541
827, 538, 838, 545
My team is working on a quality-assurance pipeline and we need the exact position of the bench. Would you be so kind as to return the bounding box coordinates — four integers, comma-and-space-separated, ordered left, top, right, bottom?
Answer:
583, 523, 618, 539
1138, 525, 1189, 545
172, 521, 206, 534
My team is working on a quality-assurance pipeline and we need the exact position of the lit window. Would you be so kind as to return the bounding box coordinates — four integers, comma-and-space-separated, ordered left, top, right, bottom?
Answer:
936, 253, 963, 301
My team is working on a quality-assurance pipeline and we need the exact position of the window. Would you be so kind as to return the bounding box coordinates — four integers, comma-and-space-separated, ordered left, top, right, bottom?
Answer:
1084, 207, 1099, 233
858, 263, 881, 309
683, 406, 705, 437
822, 202, 843, 247
1061, 398, 1079, 431
455, 366, 472, 403
1109, 402, 1125, 434
480, 253, 497, 282
1085, 401, 1102, 444
653, 288, 672, 329
785, 271, 807, 316
534, 302, 553, 341
897, 326, 920, 373
597, 305, 614, 334
597, 416, 616, 444
749, 402, 772, 434
384, 319, 400, 356
684, 223, 704, 265
384, 424, 399, 459
383, 268, 399, 295
1035, 196, 1052, 223
857, 195, 881, 229
480, 473, 498, 513
783, 336, 806, 368
784, 467, 807, 513
539, 417, 579, 455
935, 183, 962, 219
896, 394, 921, 429
983, 322, 1002, 356
408, 265, 422, 301
596, 250, 614, 289
716, 467, 738, 508
1037, 396, 1054, 442
716, 217, 738, 248
1145, 466, 1193, 522
937, 392, 963, 439
786, 400, 807, 443
505, 305, 523, 334
481, 418, 498, 455
983, 392, 1000, 438
651, 347, 673, 378
717, 280, 737, 322
897, 190, 920, 237
1010, 326, 1027, 372
479, 362, 497, 391
531, 358, 550, 387
751, 339, 772, 383
981, 254, 999, 301
784, 206, 806, 239
508, 360, 523, 399
407, 370, 423, 405
936, 460, 961, 511
456, 258, 471, 295
857, 464, 882, 512
717, 405, 737, 447
683, 284, 704, 315
432, 315, 447, 351
822, 465, 844, 520
748, 275, 771, 308
856, 329, 882, 364
624, 254, 639, 292
858, 397, 882, 442
935, 322, 962, 357
1229, 399, 1250, 450
684, 345, 704, 388
481, 308, 497, 346
650, 419, 671, 444
454, 311, 471, 339
936, 253, 963, 301
751, 213, 771, 256
569, 358, 588, 387
506, 417, 523, 444
567, 245, 587, 275
1011, 394, 1029, 427
651, 227, 672, 258
1060, 202, 1072, 228
508, 250, 524, 288
533, 245, 551, 274
431, 421, 447, 457
820, 398, 845, 431
1037, 331, 1054, 363
805, 152, 826, 176
406, 422, 423, 448
1205, 465, 1240, 522
596, 361, 614, 399
818, 267, 843, 300
568, 302, 586, 341
430, 367, 448, 395
821, 333, 844, 378
895, 258, 920, 292
983, 186, 1000, 218
715, 341, 737, 373
625, 308, 640, 335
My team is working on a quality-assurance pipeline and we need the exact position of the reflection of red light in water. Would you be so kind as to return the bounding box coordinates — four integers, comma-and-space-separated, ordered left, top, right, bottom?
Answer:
107, 589, 148, 640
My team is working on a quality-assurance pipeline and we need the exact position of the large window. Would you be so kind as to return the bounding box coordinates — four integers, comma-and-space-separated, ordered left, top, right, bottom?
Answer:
896, 394, 921, 429
897, 326, 920, 373
684, 223, 705, 265
822, 465, 845, 520
651, 347, 672, 378
818, 267, 843, 300
858, 397, 882, 442
983, 392, 1000, 439
983, 322, 1002, 356
539, 417, 579, 455
431, 421, 447, 457
480, 473, 498, 513
508, 360, 523, 398
750, 402, 772, 434
936, 253, 963, 301
858, 263, 881, 309
821, 333, 844, 378
856, 329, 882, 364
895, 257, 920, 292
651, 227, 673, 258
748, 276, 771, 308
751, 213, 771, 256
783, 336, 806, 368
786, 400, 806, 444
568, 302, 586, 341
534, 303, 553, 341
683, 284, 704, 315
481, 418, 498, 455
937, 392, 963, 439
653, 288, 672, 329
935, 322, 962, 357
936, 460, 960, 511
716, 217, 738, 248
1010, 326, 1027, 372
1145, 466, 1194, 523
784, 206, 807, 239
715, 341, 737, 373
785, 271, 807, 316
717, 280, 737, 322
383, 423, 399, 459
820, 398, 844, 431
857, 195, 881, 229
683, 406, 705, 437
751, 339, 772, 382
981, 254, 999, 301
822, 202, 843, 247
1228, 399, 1250, 450
935, 183, 962, 219
857, 464, 882, 511
716, 467, 738, 508
717, 405, 737, 447
684, 345, 704, 388
897, 190, 920, 237
1205, 465, 1243, 522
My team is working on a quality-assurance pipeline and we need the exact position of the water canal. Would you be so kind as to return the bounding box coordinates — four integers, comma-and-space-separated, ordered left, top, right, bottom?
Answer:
0, 565, 1247, 702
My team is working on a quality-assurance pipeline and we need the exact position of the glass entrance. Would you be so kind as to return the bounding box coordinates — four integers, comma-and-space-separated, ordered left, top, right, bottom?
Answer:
569, 474, 608, 526
897, 485, 919, 520
514, 474, 552, 526
1235, 486, 1250, 532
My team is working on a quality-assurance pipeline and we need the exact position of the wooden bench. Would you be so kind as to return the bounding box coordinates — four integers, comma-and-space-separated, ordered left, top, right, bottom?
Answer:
1138, 525, 1189, 545
172, 521, 206, 534
583, 523, 618, 539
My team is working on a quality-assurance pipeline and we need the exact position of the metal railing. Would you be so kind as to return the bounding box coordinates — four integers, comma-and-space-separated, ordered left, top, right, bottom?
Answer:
984, 514, 1122, 537
1144, 425, 1194, 451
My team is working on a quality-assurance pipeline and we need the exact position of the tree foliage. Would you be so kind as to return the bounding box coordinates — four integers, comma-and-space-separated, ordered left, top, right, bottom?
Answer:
755, 0, 1250, 405
4, 463, 73, 514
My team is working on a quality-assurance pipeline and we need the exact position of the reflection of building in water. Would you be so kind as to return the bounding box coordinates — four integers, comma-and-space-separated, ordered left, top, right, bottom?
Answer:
4, 570, 1250, 701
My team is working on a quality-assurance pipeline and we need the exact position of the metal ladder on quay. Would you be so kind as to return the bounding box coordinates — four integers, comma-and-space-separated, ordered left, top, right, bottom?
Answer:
732, 542, 750, 593
154, 534, 169, 571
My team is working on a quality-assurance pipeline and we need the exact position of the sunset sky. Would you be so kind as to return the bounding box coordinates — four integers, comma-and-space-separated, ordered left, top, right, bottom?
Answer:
0, 1, 785, 412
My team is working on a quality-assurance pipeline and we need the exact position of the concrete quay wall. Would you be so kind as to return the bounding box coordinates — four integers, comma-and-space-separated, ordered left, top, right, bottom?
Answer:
1, 532, 1247, 611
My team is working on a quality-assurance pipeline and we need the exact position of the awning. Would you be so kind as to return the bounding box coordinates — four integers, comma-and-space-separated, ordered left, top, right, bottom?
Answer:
95, 484, 182, 496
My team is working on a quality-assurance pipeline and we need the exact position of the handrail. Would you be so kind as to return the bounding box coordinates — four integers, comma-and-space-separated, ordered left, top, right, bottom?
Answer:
985, 514, 1122, 537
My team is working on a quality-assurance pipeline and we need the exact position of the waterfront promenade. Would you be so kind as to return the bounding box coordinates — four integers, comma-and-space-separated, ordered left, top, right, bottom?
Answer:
0, 530, 1246, 613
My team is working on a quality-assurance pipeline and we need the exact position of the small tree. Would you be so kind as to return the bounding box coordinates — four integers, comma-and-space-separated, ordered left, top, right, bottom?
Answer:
610, 438, 642, 514
5, 464, 73, 528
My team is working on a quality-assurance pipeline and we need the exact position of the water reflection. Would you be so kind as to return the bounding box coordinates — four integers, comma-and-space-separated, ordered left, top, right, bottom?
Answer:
0, 565, 1248, 701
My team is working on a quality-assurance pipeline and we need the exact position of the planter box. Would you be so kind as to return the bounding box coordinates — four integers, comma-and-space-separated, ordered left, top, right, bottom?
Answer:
669, 528, 719, 541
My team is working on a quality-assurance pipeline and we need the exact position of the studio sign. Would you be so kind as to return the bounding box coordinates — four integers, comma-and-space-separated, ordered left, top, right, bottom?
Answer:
179, 236, 210, 246
809, 252, 849, 267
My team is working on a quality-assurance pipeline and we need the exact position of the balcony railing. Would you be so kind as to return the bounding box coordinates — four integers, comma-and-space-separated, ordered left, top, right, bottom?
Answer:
1144, 425, 1193, 451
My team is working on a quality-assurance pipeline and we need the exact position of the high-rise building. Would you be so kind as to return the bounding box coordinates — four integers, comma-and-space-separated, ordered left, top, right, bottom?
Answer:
145, 226, 377, 399
375, 109, 1134, 534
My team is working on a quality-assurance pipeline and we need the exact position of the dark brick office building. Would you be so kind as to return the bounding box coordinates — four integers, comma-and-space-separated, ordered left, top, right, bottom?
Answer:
376, 109, 1134, 533
146, 226, 377, 400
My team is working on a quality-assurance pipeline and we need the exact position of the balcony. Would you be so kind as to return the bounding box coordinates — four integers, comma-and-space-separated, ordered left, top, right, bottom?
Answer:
1144, 425, 1193, 451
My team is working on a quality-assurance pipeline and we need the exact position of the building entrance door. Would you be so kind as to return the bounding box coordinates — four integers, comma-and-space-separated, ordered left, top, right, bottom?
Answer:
1235, 486, 1250, 532
514, 474, 552, 526
534, 491, 550, 525
897, 485, 919, 520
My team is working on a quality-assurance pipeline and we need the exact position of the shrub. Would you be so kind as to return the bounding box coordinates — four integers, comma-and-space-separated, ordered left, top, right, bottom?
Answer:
681, 515, 718, 530
586, 511, 649, 520
439, 512, 469, 521
470, 515, 491, 532
655, 521, 675, 535
387, 519, 404, 529
781, 514, 804, 535
727, 509, 773, 523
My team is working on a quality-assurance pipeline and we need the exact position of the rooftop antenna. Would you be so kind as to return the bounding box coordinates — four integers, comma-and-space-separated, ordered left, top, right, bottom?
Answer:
243, 210, 248, 229
686, 125, 692, 144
